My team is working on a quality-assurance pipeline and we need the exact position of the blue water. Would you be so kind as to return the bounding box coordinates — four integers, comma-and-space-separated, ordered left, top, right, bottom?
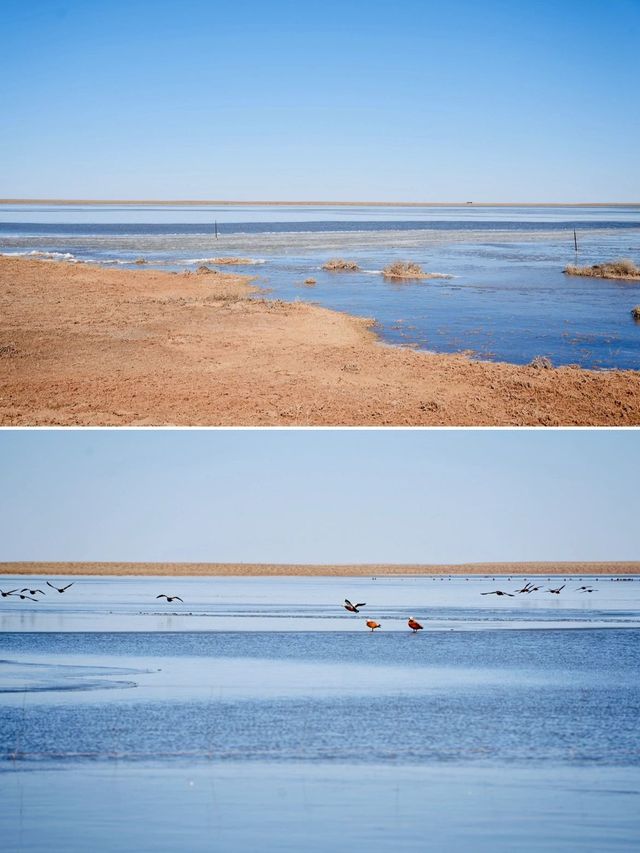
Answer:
2, 203, 640, 369
1, 575, 639, 851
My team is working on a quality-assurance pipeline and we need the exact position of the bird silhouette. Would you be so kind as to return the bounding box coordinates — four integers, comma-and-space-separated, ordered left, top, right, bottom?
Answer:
514, 582, 533, 594
343, 598, 366, 613
481, 590, 514, 597
408, 618, 423, 632
156, 594, 183, 603
0, 588, 18, 598
15, 593, 39, 601
548, 585, 565, 594
47, 581, 74, 593
366, 620, 381, 631
21, 588, 45, 596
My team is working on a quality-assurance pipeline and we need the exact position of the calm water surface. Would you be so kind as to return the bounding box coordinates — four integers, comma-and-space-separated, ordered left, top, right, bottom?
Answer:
2, 204, 639, 369
1, 575, 639, 851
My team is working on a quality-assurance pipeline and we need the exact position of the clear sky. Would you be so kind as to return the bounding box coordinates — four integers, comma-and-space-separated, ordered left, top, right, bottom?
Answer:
0, 429, 636, 564
1, 0, 639, 202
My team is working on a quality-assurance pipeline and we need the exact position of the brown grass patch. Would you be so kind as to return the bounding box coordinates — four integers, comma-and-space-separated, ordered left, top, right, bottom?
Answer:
382, 261, 451, 280
322, 259, 361, 271
564, 259, 640, 280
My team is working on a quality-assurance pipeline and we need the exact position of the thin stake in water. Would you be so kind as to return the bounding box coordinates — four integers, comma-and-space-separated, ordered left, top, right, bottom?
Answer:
214, 220, 218, 239
573, 228, 578, 255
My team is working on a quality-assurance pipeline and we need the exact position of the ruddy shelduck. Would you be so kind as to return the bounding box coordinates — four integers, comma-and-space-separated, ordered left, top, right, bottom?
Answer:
366, 620, 381, 631
407, 618, 423, 632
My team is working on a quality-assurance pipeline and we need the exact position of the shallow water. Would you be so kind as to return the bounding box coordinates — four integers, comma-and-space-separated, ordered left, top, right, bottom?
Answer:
1, 575, 639, 850
2, 203, 639, 368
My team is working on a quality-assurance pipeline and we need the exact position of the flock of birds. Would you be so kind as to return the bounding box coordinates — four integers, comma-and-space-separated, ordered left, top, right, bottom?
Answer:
0, 581, 74, 601
343, 598, 423, 632
481, 581, 597, 596
0, 580, 601, 631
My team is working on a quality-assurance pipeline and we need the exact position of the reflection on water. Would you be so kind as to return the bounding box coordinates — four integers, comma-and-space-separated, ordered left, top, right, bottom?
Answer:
2, 204, 639, 368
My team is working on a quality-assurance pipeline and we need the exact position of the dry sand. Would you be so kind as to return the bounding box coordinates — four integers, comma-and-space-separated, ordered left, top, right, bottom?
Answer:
2, 562, 639, 577
1, 256, 639, 426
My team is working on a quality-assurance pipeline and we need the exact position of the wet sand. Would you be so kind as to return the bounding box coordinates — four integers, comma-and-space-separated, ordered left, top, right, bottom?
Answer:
3, 561, 639, 576
1, 256, 639, 426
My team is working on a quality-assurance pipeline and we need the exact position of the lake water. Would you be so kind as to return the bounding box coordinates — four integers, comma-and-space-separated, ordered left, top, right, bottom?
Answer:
2, 203, 640, 369
1, 574, 639, 851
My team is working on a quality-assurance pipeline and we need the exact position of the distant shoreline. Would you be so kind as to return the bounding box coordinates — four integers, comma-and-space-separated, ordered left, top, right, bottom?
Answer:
2, 199, 639, 208
2, 562, 639, 577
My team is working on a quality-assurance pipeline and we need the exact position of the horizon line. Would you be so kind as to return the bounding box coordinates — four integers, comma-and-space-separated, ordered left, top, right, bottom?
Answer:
2, 198, 640, 208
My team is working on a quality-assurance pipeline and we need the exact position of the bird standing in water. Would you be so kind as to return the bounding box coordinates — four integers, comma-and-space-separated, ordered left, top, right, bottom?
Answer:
408, 618, 423, 632
344, 599, 366, 613
366, 620, 381, 632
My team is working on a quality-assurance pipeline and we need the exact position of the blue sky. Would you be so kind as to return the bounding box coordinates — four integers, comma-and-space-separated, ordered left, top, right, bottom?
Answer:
0, 429, 636, 563
1, 0, 639, 201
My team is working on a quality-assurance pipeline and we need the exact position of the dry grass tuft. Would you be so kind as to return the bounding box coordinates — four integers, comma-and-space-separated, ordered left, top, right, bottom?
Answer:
209, 257, 255, 265
529, 356, 553, 369
196, 265, 218, 276
322, 259, 361, 272
564, 259, 640, 280
383, 261, 426, 279
631, 305, 640, 320
303, 277, 317, 286
134, 258, 146, 265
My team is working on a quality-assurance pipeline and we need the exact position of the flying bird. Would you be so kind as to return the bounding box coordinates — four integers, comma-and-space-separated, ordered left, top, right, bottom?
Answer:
343, 599, 366, 613
366, 620, 381, 632
21, 588, 45, 596
548, 585, 565, 594
514, 582, 534, 594
0, 588, 18, 598
481, 590, 514, 597
15, 593, 39, 601
156, 594, 183, 603
408, 618, 423, 632
47, 581, 74, 593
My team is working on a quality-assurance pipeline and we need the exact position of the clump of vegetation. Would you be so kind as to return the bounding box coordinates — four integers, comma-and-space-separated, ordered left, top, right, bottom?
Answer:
564, 258, 640, 280
196, 264, 217, 275
631, 306, 640, 320
529, 356, 553, 369
303, 277, 317, 286
382, 261, 452, 280
382, 261, 426, 279
322, 258, 361, 272
134, 257, 146, 265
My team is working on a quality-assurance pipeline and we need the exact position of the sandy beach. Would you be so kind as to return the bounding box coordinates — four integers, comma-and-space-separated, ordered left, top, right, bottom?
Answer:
3, 561, 639, 576
1, 256, 639, 426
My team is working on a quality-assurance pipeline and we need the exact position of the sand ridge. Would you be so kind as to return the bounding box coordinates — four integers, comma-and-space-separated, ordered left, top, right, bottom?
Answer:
2, 562, 639, 577
1, 256, 639, 426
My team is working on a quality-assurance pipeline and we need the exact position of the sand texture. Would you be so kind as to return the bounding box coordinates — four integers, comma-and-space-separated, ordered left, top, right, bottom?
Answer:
2, 562, 639, 577
1, 256, 639, 426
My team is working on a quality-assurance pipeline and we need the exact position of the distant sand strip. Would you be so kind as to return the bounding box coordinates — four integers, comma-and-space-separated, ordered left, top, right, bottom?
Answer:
2, 562, 639, 577
1, 257, 639, 426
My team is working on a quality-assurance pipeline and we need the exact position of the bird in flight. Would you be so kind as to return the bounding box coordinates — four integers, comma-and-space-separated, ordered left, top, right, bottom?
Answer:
481, 590, 514, 597
47, 581, 74, 593
21, 588, 45, 596
0, 588, 18, 598
514, 582, 534, 594
343, 599, 366, 613
15, 593, 39, 601
366, 620, 381, 632
156, 594, 183, 603
408, 618, 423, 632
548, 585, 565, 594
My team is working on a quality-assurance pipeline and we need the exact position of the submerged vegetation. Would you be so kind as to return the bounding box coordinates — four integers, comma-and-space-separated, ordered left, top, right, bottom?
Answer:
303, 277, 317, 286
209, 257, 255, 265
564, 259, 640, 281
322, 258, 361, 272
382, 261, 451, 280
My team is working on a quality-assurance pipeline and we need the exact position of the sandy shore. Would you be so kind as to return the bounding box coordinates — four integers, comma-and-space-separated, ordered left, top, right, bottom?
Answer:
2, 562, 639, 577
1, 256, 639, 426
